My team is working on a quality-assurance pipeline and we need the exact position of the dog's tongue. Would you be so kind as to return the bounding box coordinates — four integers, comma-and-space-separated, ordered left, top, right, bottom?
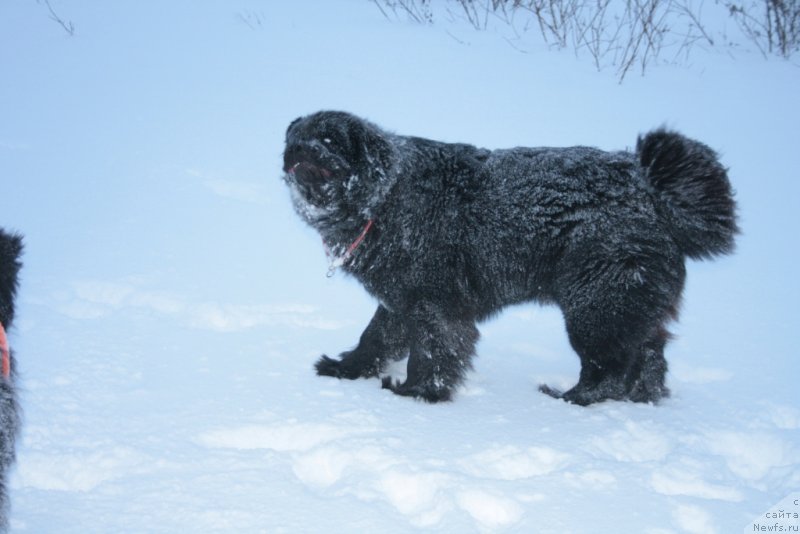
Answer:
287, 162, 331, 177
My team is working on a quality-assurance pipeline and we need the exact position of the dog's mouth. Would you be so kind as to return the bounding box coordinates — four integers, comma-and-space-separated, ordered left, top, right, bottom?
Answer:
284, 160, 336, 206
286, 161, 332, 179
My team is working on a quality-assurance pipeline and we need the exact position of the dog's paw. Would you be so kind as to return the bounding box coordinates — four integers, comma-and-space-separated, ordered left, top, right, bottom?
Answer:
541, 380, 627, 406
315, 354, 378, 379
538, 384, 564, 399
626, 380, 670, 404
539, 383, 598, 406
381, 377, 452, 403
314, 355, 347, 378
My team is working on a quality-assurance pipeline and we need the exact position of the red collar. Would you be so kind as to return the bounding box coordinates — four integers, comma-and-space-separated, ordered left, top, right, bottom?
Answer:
0, 321, 9, 379
324, 219, 374, 277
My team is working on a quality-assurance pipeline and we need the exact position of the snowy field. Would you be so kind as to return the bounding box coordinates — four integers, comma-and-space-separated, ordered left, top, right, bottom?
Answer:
1, 0, 798, 532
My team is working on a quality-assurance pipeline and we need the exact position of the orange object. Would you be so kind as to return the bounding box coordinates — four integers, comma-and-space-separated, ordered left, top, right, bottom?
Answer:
0, 321, 9, 378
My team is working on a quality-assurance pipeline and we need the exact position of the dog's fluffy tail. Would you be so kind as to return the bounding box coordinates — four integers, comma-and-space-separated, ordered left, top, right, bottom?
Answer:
637, 129, 738, 259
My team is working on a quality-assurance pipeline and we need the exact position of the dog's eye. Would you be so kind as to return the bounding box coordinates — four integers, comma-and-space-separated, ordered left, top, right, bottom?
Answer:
323, 138, 332, 144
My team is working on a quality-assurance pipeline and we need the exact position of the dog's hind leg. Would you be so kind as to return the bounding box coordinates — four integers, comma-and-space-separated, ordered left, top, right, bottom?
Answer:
316, 305, 408, 379
382, 302, 478, 402
626, 325, 671, 403
541, 247, 683, 406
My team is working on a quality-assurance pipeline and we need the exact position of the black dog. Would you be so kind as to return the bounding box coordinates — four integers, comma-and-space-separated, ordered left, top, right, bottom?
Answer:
282, 111, 737, 405
0, 229, 22, 531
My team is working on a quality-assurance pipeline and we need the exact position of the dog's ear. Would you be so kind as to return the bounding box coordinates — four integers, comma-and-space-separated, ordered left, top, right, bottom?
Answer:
349, 120, 394, 176
0, 231, 23, 263
370, 131, 395, 177
0, 230, 23, 326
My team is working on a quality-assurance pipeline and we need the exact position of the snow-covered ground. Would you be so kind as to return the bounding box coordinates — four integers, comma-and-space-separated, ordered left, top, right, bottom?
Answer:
1, 0, 798, 532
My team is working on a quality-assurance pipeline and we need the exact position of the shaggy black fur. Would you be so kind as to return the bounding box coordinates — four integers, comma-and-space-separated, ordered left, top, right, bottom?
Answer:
0, 228, 22, 531
282, 111, 738, 405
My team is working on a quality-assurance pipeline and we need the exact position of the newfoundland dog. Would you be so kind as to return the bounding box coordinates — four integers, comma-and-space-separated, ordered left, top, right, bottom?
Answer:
281, 111, 737, 405
0, 228, 22, 531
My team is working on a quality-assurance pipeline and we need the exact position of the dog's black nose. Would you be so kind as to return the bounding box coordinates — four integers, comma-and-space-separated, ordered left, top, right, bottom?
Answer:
284, 141, 320, 169
283, 144, 301, 172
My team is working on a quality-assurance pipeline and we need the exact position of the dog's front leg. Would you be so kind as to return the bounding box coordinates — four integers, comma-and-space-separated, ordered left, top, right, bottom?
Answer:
382, 302, 478, 402
315, 305, 408, 379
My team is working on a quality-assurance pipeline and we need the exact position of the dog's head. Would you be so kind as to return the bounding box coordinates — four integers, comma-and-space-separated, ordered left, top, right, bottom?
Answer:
0, 229, 23, 328
282, 111, 397, 228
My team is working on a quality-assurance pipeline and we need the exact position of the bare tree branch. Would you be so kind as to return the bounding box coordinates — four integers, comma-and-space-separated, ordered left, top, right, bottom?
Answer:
370, 0, 799, 81
39, 0, 75, 37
